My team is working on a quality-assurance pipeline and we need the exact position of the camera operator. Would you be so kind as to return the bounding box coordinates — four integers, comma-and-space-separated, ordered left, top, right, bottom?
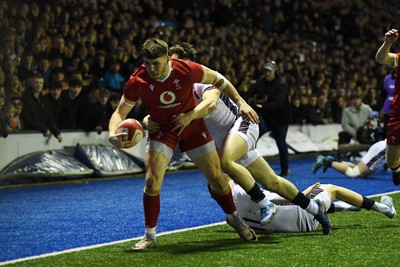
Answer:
247, 60, 290, 176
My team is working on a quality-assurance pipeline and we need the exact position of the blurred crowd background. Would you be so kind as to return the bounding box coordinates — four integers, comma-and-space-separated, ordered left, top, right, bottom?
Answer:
0, 0, 399, 139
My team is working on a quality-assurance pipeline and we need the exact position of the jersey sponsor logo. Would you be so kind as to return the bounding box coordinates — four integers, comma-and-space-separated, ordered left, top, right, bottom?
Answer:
149, 84, 154, 91
158, 91, 181, 109
160, 91, 176, 104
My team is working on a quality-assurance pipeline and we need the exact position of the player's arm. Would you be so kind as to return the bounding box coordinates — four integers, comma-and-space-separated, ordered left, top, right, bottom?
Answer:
201, 66, 260, 124
108, 95, 135, 148
376, 29, 399, 66
171, 88, 220, 135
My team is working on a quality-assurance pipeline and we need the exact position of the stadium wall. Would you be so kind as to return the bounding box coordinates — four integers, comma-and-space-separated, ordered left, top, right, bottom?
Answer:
0, 124, 342, 172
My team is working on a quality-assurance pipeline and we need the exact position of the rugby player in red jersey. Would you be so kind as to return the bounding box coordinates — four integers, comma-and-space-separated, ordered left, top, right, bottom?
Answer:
108, 38, 261, 250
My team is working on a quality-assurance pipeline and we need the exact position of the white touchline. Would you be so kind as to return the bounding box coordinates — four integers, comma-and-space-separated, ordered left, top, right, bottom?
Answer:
0, 222, 226, 266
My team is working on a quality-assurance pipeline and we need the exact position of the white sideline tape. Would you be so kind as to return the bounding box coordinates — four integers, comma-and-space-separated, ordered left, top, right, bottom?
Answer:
0, 222, 226, 266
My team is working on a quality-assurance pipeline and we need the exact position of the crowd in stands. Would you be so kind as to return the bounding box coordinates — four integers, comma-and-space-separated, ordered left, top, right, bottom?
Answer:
0, 0, 399, 140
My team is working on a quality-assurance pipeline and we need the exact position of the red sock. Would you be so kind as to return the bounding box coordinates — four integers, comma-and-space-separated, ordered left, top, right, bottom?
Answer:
143, 192, 160, 228
209, 188, 236, 215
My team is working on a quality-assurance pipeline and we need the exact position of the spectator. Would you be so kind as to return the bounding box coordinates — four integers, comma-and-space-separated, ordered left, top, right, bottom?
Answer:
0, 93, 10, 137
37, 58, 51, 86
21, 73, 63, 142
289, 96, 304, 124
4, 73, 24, 100
17, 52, 35, 83
3, 102, 17, 132
46, 81, 64, 128
364, 88, 379, 111
111, 46, 130, 79
79, 60, 98, 89
59, 78, 86, 130
10, 97, 23, 131
48, 34, 67, 61
331, 95, 346, 123
304, 94, 325, 125
317, 95, 332, 124
80, 88, 100, 132
96, 88, 112, 133
339, 94, 373, 146
98, 60, 125, 93
91, 50, 108, 80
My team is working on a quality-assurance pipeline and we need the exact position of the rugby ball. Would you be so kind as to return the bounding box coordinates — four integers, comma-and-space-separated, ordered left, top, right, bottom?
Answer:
116, 118, 145, 144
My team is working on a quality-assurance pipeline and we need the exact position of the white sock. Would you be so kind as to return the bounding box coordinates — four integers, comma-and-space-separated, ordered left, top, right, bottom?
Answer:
145, 227, 157, 240
372, 202, 389, 213
305, 199, 319, 216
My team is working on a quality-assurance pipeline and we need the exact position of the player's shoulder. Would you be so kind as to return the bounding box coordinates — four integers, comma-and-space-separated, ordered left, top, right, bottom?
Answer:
171, 58, 201, 73
126, 65, 148, 87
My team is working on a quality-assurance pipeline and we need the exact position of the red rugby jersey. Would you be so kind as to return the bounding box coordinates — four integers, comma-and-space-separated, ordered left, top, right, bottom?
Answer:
124, 58, 204, 131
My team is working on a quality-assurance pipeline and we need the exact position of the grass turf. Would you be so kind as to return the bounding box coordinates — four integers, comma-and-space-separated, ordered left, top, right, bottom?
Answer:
6, 194, 400, 267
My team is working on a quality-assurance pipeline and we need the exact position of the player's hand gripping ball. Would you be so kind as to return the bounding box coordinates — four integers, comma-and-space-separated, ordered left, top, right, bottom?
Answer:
116, 118, 145, 146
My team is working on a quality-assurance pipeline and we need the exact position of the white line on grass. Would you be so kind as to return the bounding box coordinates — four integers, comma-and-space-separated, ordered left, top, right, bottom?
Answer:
0, 222, 226, 266
2, 190, 400, 266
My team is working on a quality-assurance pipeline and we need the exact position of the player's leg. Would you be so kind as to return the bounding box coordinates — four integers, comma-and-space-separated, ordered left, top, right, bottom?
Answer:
327, 160, 369, 178
219, 133, 276, 225
386, 144, 400, 185
313, 155, 352, 174
188, 146, 258, 242
386, 144, 400, 168
341, 140, 386, 178
219, 133, 254, 190
386, 118, 400, 185
270, 125, 290, 176
325, 184, 396, 218
246, 156, 331, 234
133, 142, 171, 250
332, 161, 355, 173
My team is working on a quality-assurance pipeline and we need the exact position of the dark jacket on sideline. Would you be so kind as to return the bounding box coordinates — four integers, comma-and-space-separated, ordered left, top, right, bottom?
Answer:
247, 77, 290, 127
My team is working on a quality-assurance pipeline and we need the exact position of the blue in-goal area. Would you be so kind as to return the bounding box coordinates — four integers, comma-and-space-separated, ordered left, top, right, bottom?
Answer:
0, 158, 398, 263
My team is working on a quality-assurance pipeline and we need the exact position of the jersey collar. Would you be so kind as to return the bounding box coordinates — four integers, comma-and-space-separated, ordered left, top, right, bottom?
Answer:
157, 60, 172, 82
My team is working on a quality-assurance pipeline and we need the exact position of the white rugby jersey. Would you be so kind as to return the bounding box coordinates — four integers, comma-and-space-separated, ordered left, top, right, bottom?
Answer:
192, 83, 240, 147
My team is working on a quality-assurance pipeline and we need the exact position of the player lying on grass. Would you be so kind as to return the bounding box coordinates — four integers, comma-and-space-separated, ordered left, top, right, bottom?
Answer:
313, 140, 386, 178
144, 42, 331, 234
228, 177, 396, 233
